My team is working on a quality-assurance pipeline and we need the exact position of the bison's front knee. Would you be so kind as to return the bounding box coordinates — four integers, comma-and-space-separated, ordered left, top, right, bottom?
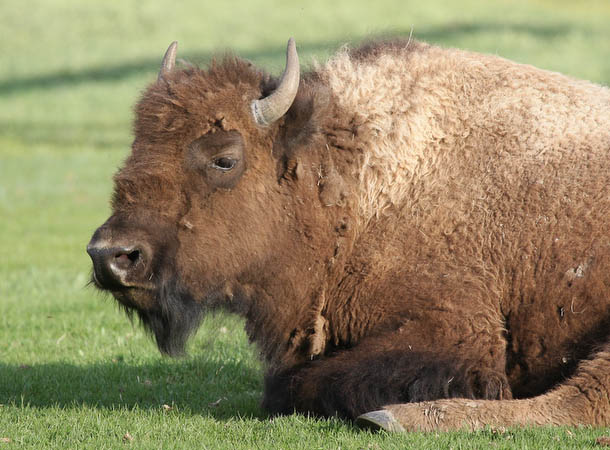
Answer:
405, 361, 510, 403
262, 367, 303, 416
465, 366, 512, 400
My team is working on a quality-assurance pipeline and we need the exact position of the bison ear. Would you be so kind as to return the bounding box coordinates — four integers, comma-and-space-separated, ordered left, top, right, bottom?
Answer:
283, 89, 317, 147
273, 88, 318, 182
273, 84, 328, 173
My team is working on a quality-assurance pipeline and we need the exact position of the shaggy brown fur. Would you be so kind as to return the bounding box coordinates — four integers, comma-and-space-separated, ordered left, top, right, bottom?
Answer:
88, 38, 610, 430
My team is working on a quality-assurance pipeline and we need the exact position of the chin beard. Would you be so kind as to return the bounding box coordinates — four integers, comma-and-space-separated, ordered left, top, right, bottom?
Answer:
115, 279, 205, 357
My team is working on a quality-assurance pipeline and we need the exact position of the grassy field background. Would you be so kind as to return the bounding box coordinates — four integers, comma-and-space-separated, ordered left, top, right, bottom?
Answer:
1, 0, 610, 448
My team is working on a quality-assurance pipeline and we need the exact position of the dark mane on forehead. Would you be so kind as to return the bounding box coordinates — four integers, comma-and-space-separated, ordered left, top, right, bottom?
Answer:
168, 54, 266, 92
132, 55, 270, 143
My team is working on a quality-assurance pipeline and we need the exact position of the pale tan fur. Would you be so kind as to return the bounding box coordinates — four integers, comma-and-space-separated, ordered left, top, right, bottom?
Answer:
320, 43, 610, 227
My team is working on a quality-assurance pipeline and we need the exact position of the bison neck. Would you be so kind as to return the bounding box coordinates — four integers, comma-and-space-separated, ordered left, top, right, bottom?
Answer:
233, 230, 345, 369
231, 208, 410, 372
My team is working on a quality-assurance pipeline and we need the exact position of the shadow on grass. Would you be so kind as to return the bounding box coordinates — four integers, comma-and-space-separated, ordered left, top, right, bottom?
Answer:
3, 120, 131, 150
0, 42, 337, 96
3, 120, 132, 150
0, 21, 586, 95
0, 357, 266, 420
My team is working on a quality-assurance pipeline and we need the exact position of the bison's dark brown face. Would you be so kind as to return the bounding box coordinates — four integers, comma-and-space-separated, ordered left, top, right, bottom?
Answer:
87, 40, 323, 355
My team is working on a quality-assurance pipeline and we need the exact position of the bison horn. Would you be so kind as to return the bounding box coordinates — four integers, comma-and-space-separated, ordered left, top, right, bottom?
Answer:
158, 41, 178, 81
251, 38, 300, 126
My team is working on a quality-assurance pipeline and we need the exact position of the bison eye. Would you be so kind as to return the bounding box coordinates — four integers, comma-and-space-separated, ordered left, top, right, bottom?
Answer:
187, 130, 245, 189
211, 157, 237, 171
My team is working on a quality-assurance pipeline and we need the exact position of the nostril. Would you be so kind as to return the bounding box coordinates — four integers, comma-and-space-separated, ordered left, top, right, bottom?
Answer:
127, 249, 141, 263
113, 249, 141, 271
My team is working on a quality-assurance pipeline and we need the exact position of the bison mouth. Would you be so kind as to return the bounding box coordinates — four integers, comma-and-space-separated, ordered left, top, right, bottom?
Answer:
87, 220, 207, 356
93, 277, 205, 357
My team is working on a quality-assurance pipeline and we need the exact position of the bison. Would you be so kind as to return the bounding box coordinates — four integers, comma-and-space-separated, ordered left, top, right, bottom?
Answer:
87, 37, 610, 431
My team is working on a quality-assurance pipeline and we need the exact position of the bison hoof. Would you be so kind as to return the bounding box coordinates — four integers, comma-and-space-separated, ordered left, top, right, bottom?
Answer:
356, 410, 405, 432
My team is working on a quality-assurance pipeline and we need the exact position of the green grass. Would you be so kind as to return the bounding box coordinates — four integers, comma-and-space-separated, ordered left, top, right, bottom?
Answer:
1, 0, 609, 448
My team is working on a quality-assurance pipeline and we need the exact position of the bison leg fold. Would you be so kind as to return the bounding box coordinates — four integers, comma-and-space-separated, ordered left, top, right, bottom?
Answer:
358, 341, 610, 431
263, 332, 510, 419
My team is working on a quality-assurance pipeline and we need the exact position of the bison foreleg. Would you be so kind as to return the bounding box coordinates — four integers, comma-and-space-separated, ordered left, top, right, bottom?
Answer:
357, 341, 610, 431
262, 335, 510, 419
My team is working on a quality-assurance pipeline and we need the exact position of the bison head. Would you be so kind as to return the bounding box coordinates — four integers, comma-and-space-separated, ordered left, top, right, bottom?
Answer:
87, 39, 339, 357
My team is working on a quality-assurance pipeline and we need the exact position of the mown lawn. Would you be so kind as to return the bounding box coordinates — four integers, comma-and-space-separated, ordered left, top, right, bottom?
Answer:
1, 0, 609, 448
